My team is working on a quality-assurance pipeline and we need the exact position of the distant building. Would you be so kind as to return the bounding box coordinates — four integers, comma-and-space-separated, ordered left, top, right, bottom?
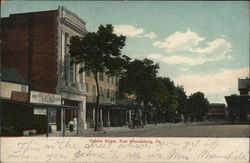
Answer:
207, 103, 226, 120
238, 78, 250, 95
1, 7, 87, 135
225, 78, 250, 123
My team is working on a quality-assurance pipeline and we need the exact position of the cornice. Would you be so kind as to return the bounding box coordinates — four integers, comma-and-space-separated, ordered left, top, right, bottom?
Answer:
61, 17, 87, 36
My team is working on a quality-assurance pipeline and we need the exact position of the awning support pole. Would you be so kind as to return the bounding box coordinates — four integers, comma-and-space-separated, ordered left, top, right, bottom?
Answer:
46, 108, 49, 137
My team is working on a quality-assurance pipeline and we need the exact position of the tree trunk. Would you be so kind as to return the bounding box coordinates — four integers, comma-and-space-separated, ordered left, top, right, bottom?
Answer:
94, 72, 100, 132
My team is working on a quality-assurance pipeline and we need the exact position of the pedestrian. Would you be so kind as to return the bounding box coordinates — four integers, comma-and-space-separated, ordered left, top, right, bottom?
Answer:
68, 119, 74, 132
73, 117, 77, 132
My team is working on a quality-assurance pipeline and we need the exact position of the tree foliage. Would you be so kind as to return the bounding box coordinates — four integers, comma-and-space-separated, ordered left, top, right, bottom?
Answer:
158, 77, 179, 113
69, 24, 126, 75
69, 24, 127, 131
176, 85, 187, 114
119, 58, 160, 106
186, 92, 209, 121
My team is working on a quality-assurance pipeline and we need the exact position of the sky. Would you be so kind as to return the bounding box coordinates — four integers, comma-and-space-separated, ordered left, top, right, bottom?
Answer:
1, 1, 249, 104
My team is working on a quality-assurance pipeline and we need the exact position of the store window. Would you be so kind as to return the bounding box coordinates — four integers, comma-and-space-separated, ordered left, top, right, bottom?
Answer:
48, 109, 56, 124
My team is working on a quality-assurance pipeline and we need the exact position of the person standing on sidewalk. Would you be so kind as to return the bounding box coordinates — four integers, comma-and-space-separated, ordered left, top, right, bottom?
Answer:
73, 117, 78, 133
68, 119, 74, 132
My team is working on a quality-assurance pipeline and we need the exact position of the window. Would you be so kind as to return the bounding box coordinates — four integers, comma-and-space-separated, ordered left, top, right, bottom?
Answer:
99, 72, 104, 81
69, 60, 77, 83
92, 85, 96, 96
116, 78, 119, 86
111, 90, 115, 102
65, 33, 69, 55
111, 76, 114, 84
107, 89, 110, 98
86, 83, 89, 92
79, 72, 83, 84
99, 87, 103, 96
111, 91, 114, 98
107, 76, 110, 83
48, 109, 56, 124
85, 71, 90, 78
64, 54, 70, 81
103, 89, 106, 98
69, 64, 74, 82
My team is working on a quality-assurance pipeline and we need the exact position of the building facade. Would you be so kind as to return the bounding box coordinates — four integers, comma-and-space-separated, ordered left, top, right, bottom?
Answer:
207, 103, 226, 120
1, 6, 88, 134
85, 71, 124, 127
225, 78, 250, 123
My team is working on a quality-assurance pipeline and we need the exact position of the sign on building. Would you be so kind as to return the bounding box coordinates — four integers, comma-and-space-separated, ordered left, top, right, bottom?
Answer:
30, 91, 61, 105
34, 108, 47, 115
11, 91, 29, 102
0, 81, 29, 99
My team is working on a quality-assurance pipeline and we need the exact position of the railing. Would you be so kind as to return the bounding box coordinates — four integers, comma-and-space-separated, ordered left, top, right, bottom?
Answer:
86, 96, 115, 104
115, 99, 141, 106
62, 80, 86, 93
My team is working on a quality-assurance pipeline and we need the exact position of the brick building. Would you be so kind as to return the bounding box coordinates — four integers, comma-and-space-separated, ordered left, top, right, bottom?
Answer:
207, 103, 226, 120
1, 6, 88, 135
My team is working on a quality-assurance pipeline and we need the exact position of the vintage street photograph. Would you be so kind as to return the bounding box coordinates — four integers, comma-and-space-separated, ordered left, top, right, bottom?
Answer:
1, 1, 249, 138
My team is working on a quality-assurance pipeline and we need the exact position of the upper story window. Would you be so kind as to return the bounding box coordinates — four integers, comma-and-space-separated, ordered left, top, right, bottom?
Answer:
107, 76, 110, 83
99, 72, 104, 81
111, 76, 114, 85
115, 78, 119, 86
92, 85, 96, 96
111, 90, 114, 98
69, 63, 76, 82
86, 83, 89, 92
107, 89, 110, 98
85, 71, 91, 78
99, 87, 104, 97
65, 32, 69, 55
79, 72, 83, 84
63, 32, 79, 84
64, 54, 69, 81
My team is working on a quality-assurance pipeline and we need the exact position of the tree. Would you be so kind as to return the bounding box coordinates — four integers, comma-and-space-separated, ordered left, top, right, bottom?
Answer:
186, 92, 209, 121
158, 77, 179, 122
176, 85, 187, 114
119, 58, 160, 106
150, 78, 167, 124
69, 24, 126, 131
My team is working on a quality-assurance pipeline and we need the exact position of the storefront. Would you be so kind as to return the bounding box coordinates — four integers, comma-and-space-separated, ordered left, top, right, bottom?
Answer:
1, 90, 80, 137
30, 91, 79, 136
86, 103, 144, 128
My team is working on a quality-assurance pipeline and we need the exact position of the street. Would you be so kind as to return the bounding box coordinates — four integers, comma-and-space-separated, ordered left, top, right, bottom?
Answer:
81, 122, 250, 137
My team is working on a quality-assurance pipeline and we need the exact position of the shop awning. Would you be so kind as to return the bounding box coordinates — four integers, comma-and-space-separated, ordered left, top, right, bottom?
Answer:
1, 98, 78, 110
